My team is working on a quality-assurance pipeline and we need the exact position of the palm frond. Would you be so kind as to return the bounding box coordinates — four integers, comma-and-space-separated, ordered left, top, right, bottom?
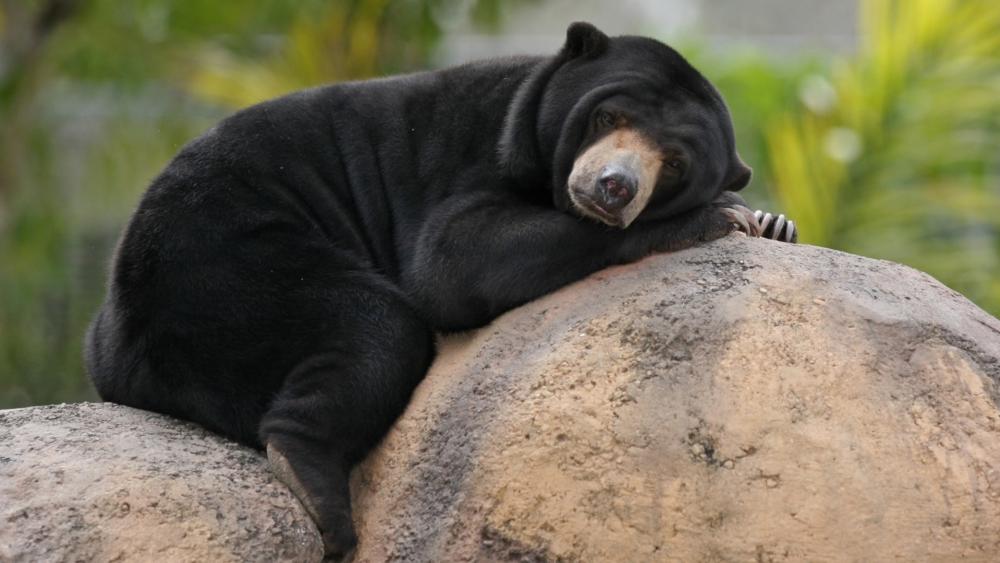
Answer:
766, 0, 1000, 314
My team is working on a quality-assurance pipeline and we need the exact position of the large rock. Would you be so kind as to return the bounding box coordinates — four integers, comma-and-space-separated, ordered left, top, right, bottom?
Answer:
3, 236, 1000, 562
0, 402, 322, 562
351, 235, 1000, 562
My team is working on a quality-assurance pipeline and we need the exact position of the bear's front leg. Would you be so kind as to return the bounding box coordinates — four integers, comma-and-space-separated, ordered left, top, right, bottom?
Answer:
403, 191, 792, 331
632, 192, 760, 252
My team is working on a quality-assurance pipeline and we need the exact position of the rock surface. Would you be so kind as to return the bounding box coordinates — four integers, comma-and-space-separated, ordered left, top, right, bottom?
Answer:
351, 235, 1000, 562
0, 402, 322, 562
3, 236, 1000, 562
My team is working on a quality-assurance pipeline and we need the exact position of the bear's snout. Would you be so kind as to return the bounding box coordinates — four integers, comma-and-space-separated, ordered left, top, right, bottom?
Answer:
597, 165, 637, 212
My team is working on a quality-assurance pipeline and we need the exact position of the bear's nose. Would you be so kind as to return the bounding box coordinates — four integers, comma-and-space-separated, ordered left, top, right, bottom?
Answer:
597, 167, 637, 212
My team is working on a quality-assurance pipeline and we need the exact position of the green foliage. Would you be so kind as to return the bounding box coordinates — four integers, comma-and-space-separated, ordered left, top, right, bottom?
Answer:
764, 0, 1000, 312
684, 46, 828, 210
182, 0, 443, 107
50, 1, 331, 86
0, 93, 219, 406
182, 0, 519, 108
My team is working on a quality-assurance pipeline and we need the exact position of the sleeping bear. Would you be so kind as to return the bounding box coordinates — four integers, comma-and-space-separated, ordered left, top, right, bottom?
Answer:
85, 22, 797, 558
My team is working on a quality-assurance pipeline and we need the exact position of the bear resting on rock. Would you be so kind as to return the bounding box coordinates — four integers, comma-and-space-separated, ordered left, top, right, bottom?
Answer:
85, 22, 797, 558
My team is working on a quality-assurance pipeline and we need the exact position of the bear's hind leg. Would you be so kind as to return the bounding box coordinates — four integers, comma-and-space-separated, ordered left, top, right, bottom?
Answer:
259, 283, 434, 559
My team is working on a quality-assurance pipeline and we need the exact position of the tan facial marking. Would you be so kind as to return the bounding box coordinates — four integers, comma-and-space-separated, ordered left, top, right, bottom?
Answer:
567, 129, 664, 228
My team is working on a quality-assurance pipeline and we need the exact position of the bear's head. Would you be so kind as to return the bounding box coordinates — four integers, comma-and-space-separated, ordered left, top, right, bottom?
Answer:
499, 22, 751, 228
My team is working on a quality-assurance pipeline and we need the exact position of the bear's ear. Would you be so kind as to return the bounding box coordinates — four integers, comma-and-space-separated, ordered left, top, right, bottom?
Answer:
562, 22, 609, 59
497, 23, 609, 185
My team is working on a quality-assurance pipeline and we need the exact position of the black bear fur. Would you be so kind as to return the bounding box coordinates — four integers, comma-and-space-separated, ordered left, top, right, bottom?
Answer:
86, 22, 787, 557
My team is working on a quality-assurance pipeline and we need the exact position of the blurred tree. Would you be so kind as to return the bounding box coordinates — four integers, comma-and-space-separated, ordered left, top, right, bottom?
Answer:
0, 0, 81, 205
683, 45, 827, 212
765, 0, 1000, 312
183, 0, 446, 107
183, 0, 516, 107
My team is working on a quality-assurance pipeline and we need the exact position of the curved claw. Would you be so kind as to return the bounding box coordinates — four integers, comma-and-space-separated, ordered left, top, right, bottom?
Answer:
721, 205, 761, 237
757, 211, 774, 234
771, 214, 786, 240
754, 209, 799, 243
727, 208, 750, 234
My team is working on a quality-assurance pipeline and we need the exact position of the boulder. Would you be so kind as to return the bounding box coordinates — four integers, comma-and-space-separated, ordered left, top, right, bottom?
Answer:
3, 236, 1000, 562
0, 402, 322, 562
351, 235, 1000, 562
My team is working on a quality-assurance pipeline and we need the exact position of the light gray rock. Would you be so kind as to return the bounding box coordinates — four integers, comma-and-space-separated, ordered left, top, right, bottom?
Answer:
0, 402, 322, 563
351, 235, 1000, 562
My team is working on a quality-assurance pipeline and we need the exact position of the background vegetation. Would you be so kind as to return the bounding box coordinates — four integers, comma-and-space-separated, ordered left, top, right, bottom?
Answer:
2, 0, 998, 407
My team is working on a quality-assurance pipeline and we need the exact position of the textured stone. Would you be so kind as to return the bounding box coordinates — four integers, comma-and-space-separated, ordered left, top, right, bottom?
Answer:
351, 235, 1000, 562
0, 402, 322, 563
4, 235, 1000, 562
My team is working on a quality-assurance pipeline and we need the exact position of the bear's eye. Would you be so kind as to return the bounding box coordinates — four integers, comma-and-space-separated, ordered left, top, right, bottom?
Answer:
666, 159, 685, 172
596, 110, 615, 129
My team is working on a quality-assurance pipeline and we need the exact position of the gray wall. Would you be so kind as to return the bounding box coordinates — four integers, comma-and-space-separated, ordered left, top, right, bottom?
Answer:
434, 0, 857, 65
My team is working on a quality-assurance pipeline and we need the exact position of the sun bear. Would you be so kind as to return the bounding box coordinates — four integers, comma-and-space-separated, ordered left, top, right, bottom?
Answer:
85, 22, 797, 558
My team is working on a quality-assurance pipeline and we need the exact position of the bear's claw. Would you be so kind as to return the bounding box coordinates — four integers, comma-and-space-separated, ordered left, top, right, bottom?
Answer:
720, 205, 762, 237
754, 209, 797, 243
